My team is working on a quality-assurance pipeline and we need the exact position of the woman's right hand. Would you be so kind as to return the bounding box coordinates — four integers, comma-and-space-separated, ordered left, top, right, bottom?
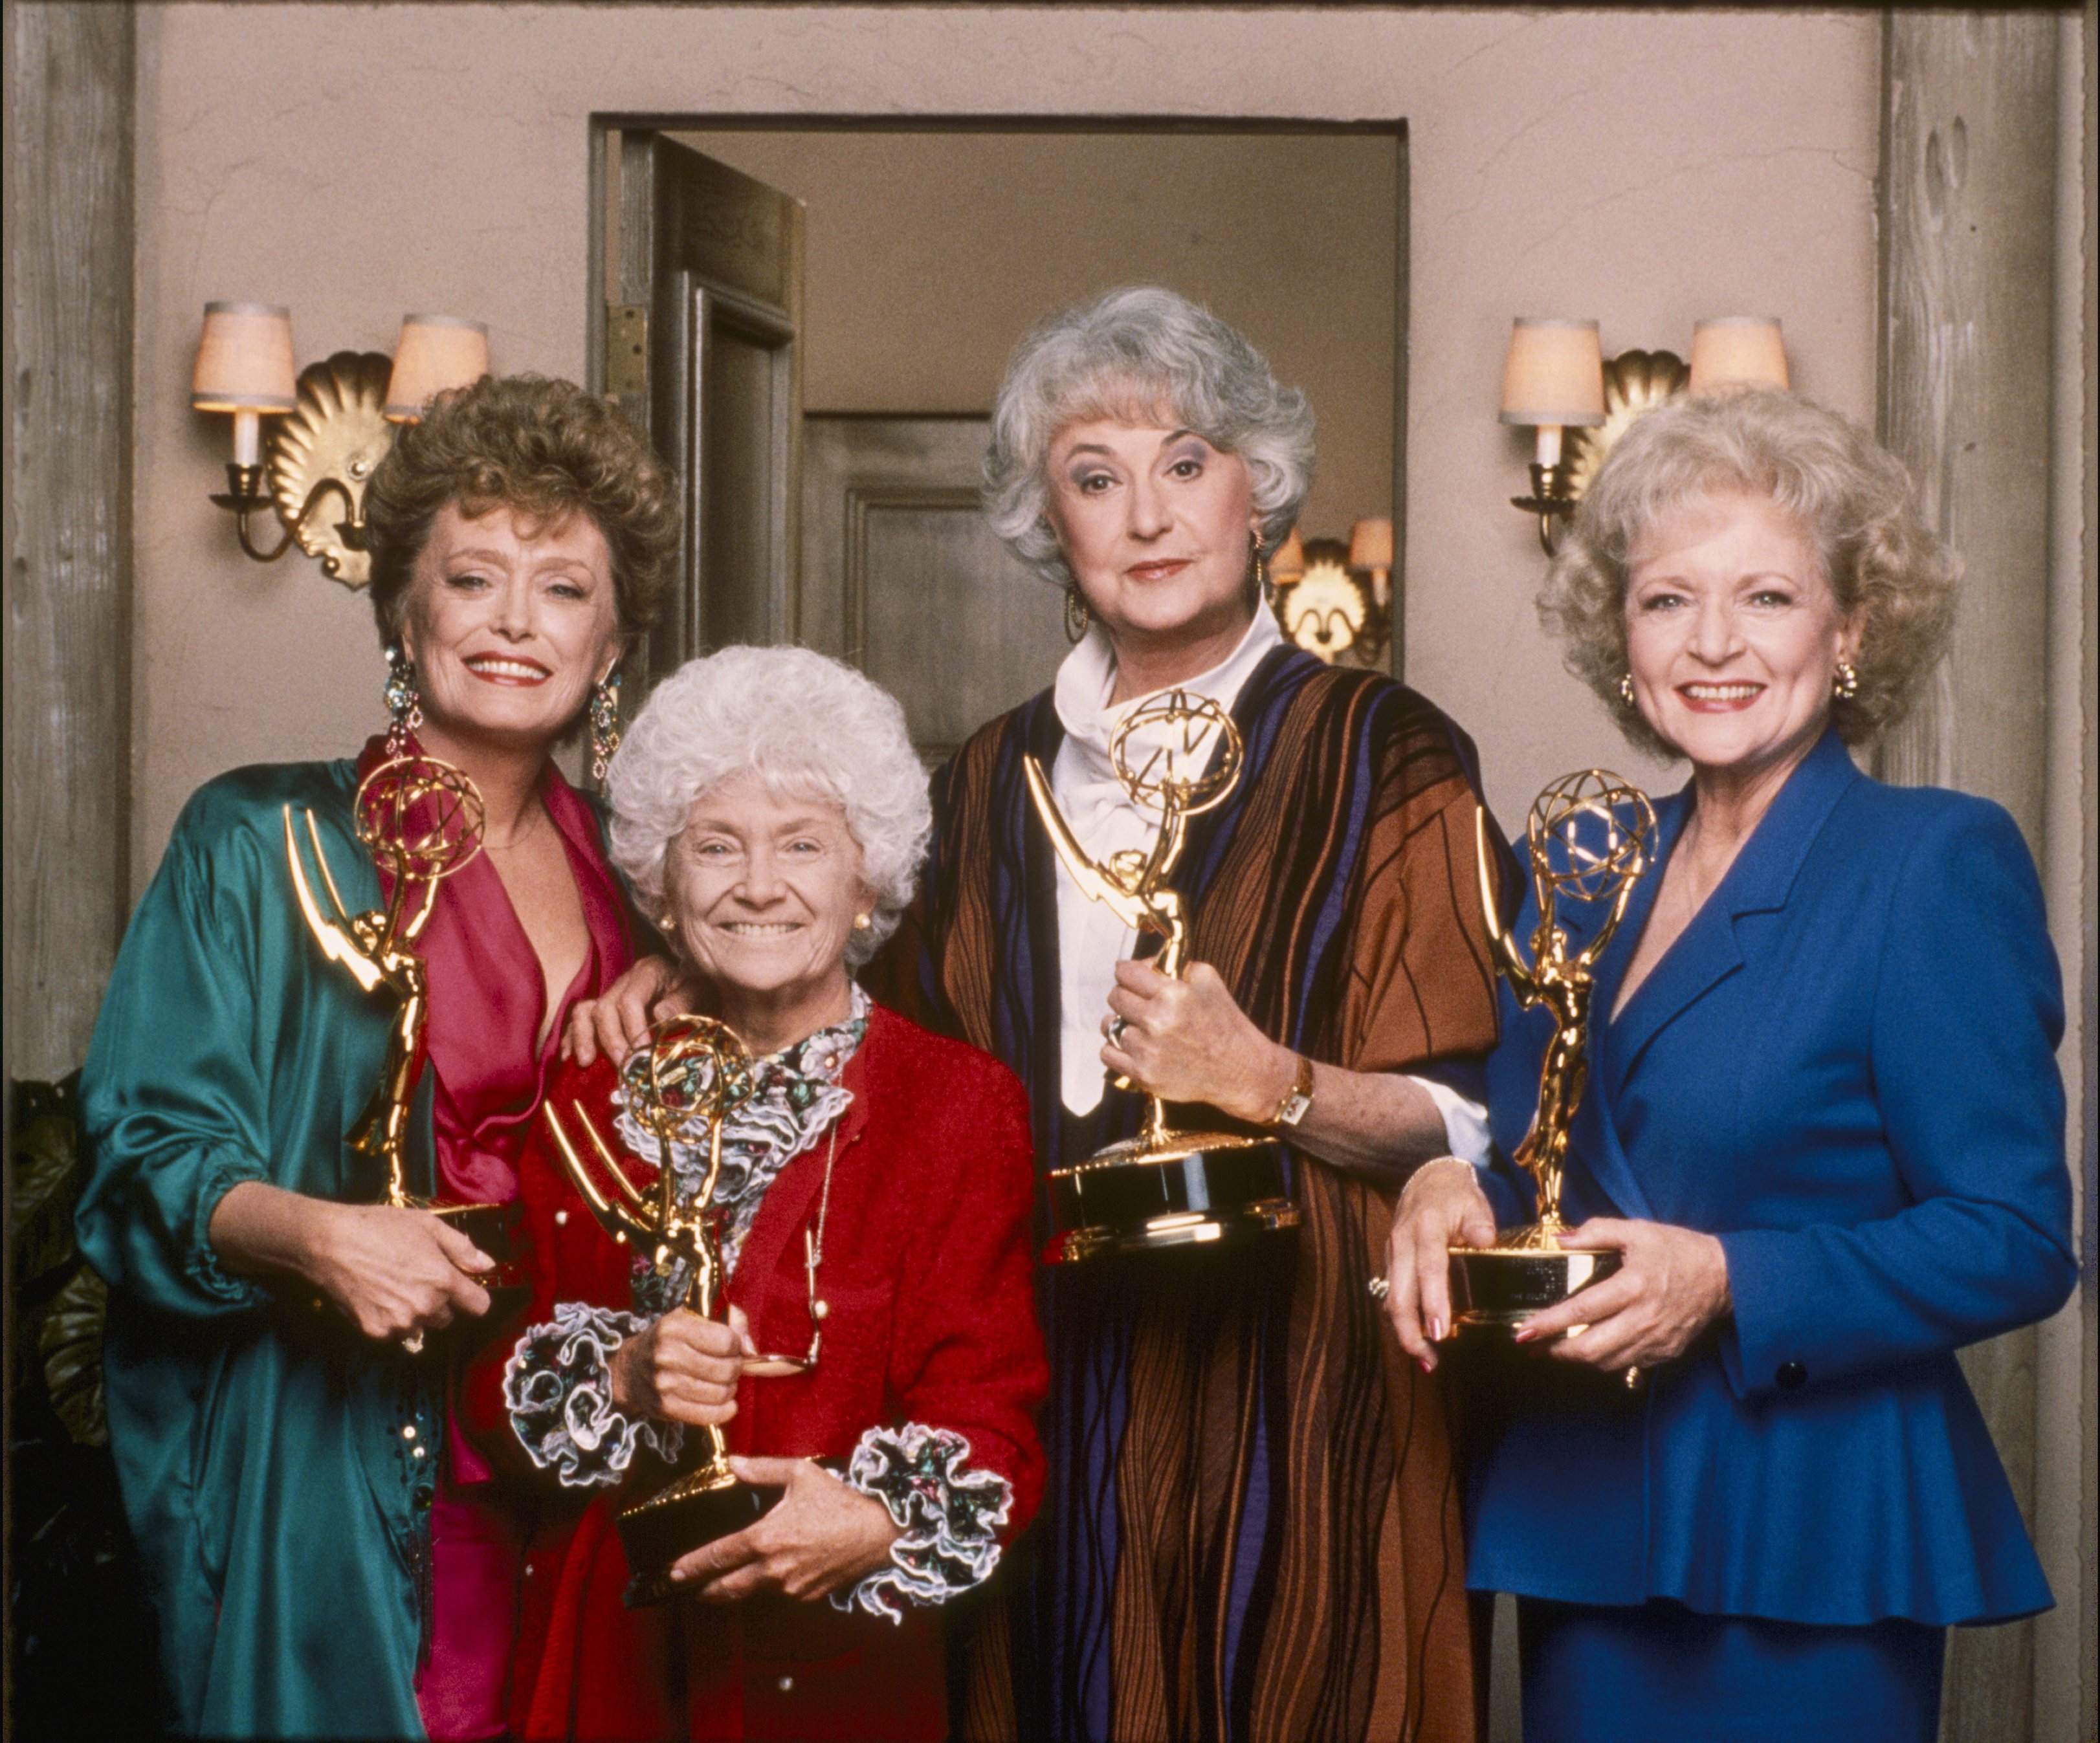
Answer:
1381, 1157, 1498, 1372
562, 954, 699, 1068
300, 1201, 497, 1341
610, 1308, 744, 1426
208, 1181, 494, 1343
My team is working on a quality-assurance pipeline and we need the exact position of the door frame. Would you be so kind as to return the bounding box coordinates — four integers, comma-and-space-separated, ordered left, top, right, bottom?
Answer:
588, 114, 1411, 674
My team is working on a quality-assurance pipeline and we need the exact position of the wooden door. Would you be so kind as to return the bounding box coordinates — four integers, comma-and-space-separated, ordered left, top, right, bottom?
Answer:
800, 415, 1067, 762
610, 137, 804, 684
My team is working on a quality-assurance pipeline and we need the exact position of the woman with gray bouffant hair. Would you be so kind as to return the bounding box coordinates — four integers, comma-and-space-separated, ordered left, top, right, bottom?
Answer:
901, 285, 1499, 1738
1384, 388, 2070, 1743
982, 284, 1316, 593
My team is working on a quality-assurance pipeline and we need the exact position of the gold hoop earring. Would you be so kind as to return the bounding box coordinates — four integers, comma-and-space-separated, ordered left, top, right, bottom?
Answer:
1619, 673, 1637, 708
1065, 587, 1092, 644
1833, 659, 1860, 701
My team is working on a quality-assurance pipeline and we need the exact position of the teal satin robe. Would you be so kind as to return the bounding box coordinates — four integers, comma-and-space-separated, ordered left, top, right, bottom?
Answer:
78, 760, 447, 1740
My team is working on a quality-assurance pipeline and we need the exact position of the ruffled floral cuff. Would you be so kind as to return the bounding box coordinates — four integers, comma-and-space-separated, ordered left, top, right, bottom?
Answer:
831, 1423, 1013, 1623
504, 1302, 683, 1488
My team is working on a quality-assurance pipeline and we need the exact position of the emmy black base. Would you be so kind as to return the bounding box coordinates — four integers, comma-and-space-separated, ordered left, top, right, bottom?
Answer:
617, 1478, 781, 1608
1046, 1138, 1299, 1264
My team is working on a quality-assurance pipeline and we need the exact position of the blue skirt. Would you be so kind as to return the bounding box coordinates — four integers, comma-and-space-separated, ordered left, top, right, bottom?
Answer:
1518, 1599, 1945, 1743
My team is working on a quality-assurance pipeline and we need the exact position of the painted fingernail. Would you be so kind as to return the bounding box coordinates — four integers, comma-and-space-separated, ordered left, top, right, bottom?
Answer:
1429, 1317, 1446, 1342
1418, 1357, 1435, 1374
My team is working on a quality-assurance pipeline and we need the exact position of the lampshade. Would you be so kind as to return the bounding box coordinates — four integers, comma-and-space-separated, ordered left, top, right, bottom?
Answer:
1499, 318, 1606, 427
1348, 517, 1393, 571
384, 314, 489, 421
1688, 316, 1789, 395
1270, 527, 1306, 581
192, 302, 296, 411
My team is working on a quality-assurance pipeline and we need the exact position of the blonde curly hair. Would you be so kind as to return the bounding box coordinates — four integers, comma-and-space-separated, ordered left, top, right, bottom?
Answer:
1538, 389, 1958, 754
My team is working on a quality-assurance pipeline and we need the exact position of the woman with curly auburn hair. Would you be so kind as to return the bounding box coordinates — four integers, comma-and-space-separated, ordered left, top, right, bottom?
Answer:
76, 373, 679, 1738
1382, 389, 2073, 1743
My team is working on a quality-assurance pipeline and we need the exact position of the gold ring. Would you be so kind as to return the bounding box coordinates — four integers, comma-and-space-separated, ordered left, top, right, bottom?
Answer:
1107, 1016, 1129, 1047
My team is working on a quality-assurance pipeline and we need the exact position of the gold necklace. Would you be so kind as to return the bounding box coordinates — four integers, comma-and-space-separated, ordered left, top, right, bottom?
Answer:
740, 1121, 842, 1377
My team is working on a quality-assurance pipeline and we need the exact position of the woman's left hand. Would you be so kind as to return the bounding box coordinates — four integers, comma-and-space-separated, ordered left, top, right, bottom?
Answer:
1103, 959, 1295, 1124
667, 1456, 901, 1604
1514, 1217, 1732, 1372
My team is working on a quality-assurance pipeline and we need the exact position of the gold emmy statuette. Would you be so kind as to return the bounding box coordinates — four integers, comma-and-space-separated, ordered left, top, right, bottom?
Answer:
1024, 690, 1300, 1264
541, 1014, 793, 1608
1451, 771, 1657, 1333
283, 756, 521, 1300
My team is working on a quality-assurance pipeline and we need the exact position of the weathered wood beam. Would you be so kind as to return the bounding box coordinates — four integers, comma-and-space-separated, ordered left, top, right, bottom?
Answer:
1877, 14, 2062, 1743
3, 3, 136, 1085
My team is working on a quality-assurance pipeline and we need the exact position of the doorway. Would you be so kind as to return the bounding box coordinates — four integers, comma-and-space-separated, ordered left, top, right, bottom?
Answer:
591, 120, 1406, 756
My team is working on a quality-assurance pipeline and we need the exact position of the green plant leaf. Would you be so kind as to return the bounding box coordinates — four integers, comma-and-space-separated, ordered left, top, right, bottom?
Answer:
39, 1266, 108, 1447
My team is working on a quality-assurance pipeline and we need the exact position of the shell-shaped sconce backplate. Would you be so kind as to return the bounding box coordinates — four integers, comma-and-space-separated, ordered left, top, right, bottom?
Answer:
1562, 349, 1690, 504
269, 351, 396, 587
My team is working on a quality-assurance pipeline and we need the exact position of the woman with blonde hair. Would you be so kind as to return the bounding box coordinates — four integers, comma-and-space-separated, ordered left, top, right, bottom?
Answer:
1382, 389, 2074, 1743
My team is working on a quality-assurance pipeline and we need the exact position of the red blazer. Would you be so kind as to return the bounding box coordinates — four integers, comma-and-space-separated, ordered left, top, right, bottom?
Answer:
461, 1003, 1047, 1742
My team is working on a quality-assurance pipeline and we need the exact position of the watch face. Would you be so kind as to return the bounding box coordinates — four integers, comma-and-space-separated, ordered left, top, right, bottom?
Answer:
1276, 1091, 1312, 1127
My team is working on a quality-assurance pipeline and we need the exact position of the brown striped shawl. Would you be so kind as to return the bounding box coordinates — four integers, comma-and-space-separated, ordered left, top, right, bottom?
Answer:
873, 646, 1501, 1743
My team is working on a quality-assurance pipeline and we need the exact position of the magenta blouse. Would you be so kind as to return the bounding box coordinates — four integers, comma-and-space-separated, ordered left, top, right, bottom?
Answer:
358, 736, 637, 1741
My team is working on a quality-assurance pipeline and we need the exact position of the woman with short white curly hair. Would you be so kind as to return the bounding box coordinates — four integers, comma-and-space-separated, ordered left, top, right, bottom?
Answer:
606, 643, 933, 970
480, 644, 1046, 1741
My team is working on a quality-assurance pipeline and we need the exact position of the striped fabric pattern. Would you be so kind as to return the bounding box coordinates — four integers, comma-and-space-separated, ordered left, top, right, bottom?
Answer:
882, 645, 1501, 1743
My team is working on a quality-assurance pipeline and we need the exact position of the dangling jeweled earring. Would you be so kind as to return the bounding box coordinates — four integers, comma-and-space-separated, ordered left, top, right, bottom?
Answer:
1833, 659, 1860, 701
1253, 536, 1273, 606
589, 671, 623, 782
1619, 672, 1637, 708
384, 644, 423, 755
1065, 587, 1092, 643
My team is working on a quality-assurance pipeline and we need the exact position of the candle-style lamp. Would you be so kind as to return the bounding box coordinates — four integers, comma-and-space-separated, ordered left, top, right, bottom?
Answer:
195, 306, 489, 584
1348, 516, 1393, 609
1688, 316, 1789, 395
195, 302, 300, 558
1501, 318, 1606, 555
384, 315, 491, 422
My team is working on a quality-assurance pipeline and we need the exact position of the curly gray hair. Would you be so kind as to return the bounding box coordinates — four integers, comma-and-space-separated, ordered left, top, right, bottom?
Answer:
983, 285, 1317, 587
605, 646, 931, 970
1539, 388, 1959, 754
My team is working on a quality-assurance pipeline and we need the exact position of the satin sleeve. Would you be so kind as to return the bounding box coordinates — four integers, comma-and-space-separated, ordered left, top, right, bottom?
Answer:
1719, 800, 2077, 1396
76, 805, 278, 1317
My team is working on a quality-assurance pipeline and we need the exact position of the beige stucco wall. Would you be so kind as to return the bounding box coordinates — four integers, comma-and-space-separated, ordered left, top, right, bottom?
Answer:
132, 4, 1880, 892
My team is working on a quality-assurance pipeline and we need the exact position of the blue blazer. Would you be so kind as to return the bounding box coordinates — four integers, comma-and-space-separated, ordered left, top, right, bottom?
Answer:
1466, 729, 2074, 1626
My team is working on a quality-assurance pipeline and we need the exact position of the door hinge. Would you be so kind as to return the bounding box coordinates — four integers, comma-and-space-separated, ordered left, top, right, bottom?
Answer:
606, 305, 647, 395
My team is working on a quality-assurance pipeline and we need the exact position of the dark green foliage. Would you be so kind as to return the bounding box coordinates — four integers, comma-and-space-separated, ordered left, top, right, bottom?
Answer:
8, 1075, 164, 1738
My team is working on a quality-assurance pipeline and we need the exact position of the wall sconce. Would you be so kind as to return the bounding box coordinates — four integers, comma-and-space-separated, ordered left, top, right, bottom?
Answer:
1499, 319, 1607, 555
1268, 520, 1394, 668
195, 307, 488, 586
1503, 315, 1789, 554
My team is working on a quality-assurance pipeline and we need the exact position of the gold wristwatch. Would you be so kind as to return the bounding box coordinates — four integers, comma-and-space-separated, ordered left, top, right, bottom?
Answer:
1268, 1053, 1315, 1128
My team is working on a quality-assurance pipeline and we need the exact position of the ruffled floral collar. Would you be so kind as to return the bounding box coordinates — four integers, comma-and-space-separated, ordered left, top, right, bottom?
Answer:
613, 985, 870, 1278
